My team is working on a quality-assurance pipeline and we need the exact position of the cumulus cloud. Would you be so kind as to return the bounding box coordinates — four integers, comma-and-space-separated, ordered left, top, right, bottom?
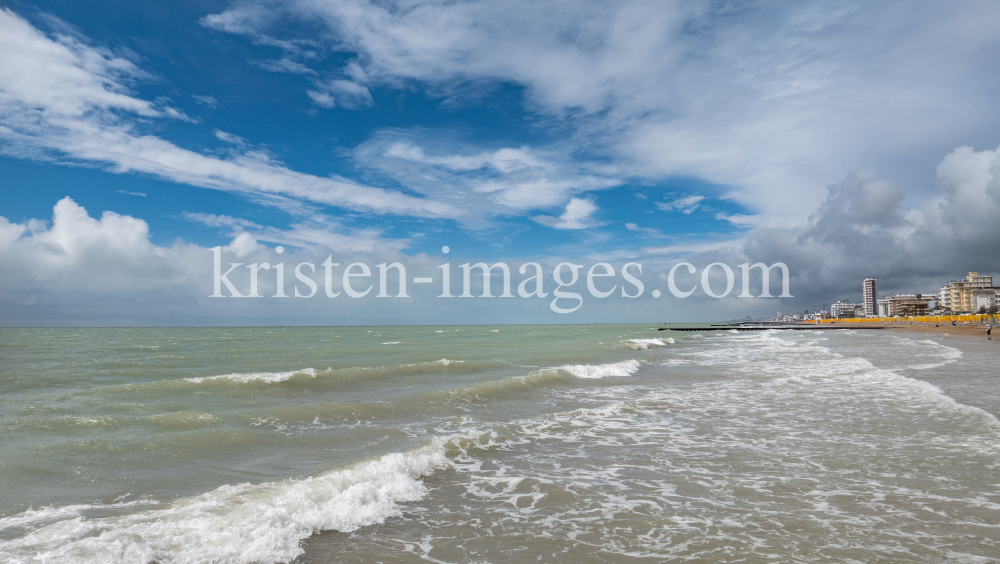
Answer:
2, 198, 678, 325
0, 198, 426, 325
532, 197, 602, 230
0, 197, 206, 324
700, 144, 1000, 308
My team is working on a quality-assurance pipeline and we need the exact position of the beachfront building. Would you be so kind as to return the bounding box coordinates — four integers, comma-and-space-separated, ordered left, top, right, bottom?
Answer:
888, 294, 933, 317
939, 272, 993, 312
831, 300, 863, 318
863, 278, 878, 317
973, 287, 999, 311
877, 297, 892, 317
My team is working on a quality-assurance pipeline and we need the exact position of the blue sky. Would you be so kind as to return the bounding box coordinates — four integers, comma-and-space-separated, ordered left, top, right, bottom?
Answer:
2, 1, 1000, 325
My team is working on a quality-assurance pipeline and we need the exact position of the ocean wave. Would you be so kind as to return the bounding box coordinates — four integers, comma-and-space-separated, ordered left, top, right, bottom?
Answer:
257, 401, 394, 426
149, 410, 221, 430
185, 368, 320, 384
623, 338, 674, 350
432, 370, 567, 403
0, 443, 449, 564
429, 360, 642, 404
0, 498, 161, 534
556, 359, 641, 379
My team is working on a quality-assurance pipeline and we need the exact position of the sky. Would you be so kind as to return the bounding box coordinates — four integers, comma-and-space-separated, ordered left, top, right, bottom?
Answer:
2, 0, 1000, 326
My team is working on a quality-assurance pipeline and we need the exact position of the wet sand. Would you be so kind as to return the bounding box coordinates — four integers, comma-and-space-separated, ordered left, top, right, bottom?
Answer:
886, 324, 995, 339
815, 323, 996, 339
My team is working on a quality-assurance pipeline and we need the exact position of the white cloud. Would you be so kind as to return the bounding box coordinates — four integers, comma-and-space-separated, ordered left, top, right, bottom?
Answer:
730, 143, 1000, 307
202, 0, 1000, 219
213, 130, 247, 145
656, 195, 704, 214
191, 94, 218, 108
0, 198, 203, 302
307, 79, 373, 110
351, 130, 620, 223
182, 210, 407, 252
715, 213, 763, 227
226, 231, 263, 258
624, 222, 665, 238
642, 238, 745, 256
183, 212, 261, 231
0, 198, 422, 325
0, 8, 159, 119
532, 197, 601, 230
0, 9, 463, 222
253, 58, 317, 75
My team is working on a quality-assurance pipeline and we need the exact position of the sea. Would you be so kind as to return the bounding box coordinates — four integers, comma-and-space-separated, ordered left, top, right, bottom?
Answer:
1, 325, 998, 563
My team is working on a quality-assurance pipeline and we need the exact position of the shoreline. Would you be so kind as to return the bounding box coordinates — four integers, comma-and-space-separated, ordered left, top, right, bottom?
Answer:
885, 324, 995, 338
806, 322, 995, 338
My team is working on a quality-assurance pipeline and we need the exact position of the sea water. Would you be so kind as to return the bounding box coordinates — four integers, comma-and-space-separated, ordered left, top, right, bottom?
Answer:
0, 326, 998, 563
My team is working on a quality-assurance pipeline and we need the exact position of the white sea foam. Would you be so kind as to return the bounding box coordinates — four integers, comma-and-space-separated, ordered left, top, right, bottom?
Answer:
382, 341, 401, 345
557, 359, 641, 379
0, 444, 449, 564
624, 338, 674, 350
185, 368, 319, 384
0, 499, 160, 533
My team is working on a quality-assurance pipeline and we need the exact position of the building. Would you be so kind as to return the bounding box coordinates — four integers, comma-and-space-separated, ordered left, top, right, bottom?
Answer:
940, 272, 993, 312
831, 300, 863, 318
889, 294, 933, 317
877, 297, 892, 317
863, 278, 877, 317
973, 287, 999, 311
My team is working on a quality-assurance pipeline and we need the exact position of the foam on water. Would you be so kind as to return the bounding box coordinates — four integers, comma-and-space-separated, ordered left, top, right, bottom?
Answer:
185, 368, 319, 384
376, 331, 1000, 563
0, 444, 449, 564
0, 498, 160, 534
624, 338, 674, 350
556, 359, 641, 379
424, 360, 643, 405
6, 325, 999, 564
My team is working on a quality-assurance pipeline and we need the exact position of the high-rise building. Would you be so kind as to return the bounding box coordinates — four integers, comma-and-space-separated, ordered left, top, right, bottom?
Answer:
863, 278, 877, 317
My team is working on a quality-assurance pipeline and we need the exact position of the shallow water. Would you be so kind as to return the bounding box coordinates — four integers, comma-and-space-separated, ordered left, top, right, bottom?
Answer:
1, 326, 998, 563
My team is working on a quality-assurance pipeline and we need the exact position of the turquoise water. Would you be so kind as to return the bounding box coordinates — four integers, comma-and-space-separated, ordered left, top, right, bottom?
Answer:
1, 326, 998, 563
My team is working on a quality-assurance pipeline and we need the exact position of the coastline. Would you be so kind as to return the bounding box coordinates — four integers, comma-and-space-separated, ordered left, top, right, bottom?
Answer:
885, 324, 995, 338
797, 322, 995, 339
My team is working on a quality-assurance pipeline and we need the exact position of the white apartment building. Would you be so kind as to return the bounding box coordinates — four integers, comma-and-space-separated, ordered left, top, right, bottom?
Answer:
831, 301, 862, 318
877, 297, 892, 317
973, 287, 999, 311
